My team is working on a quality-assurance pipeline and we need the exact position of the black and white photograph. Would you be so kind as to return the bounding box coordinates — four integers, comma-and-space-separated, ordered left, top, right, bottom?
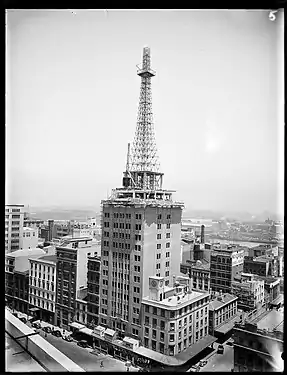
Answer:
5, 9, 284, 372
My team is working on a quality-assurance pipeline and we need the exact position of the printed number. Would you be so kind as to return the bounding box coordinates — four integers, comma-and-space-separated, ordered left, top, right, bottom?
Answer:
269, 11, 278, 21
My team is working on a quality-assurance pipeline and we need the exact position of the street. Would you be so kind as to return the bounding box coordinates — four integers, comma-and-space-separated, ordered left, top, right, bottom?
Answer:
30, 324, 138, 372
199, 342, 234, 372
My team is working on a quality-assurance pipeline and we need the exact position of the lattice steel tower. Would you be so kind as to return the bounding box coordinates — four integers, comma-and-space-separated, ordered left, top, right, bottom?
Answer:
123, 47, 163, 191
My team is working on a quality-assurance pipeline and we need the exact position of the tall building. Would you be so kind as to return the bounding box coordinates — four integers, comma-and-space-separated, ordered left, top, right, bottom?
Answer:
210, 246, 245, 294
55, 237, 99, 329
233, 309, 283, 372
87, 255, 101, 328
29, 254, 57, 324
5, 204, 25, 253
98, 47, 184, 338
141, 276, 210, 355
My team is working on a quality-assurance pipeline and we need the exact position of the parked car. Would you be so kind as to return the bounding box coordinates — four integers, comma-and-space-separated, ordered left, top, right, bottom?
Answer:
217, 344, 224, 354
77, 339, 89, 348
20, 317, 27, 324
63, 335, 73, 342
187, 365, 200, 372
42, 326, 52, 333
32, 322, 42, 329
199, 360, 207, 367
52, 330, 62, 337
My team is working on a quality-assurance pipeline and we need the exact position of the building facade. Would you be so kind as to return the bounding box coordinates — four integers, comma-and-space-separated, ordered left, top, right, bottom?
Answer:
55, 237, 99, 329
210, 246, 245, 294
20, 227, 39, 249
208, 292, 238, 337
29, 254, 57, 324
231, 273, 265, 311
233, 310, 284, 372
180, 259, 210, 293
87, 255, 101, 328
5, 204, 25, 253
141, 276, 210, 356
5, 248, 45, 313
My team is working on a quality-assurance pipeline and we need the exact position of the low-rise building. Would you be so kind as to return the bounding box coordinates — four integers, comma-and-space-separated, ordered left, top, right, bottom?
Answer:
231, 273, 265, 312
208, 292, 239, 339
20, 227, 39, 250
141, 275, 210, 356
243, 255, 276, 277
5, 204, 25, 254
5, 248, 46, 314
29, 254, 57, 324
180, 259, 210, 293
233, 309, 284, 372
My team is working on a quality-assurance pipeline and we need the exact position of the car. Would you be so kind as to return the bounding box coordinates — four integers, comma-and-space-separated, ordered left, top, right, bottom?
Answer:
42, 326, 52, 333
12, 313, 19, 318
31, 322, 42, 329
199, 360, 207, 367
217, 344, 224, 354
20, 317, 27, 324
77, 340, 89, 348
52, 330, 62, 337
188, 368, 198, 372
63, 335, 73, 342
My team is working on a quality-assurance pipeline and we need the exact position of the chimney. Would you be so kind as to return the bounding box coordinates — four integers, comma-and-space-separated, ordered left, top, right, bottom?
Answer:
201, 225, 205, 244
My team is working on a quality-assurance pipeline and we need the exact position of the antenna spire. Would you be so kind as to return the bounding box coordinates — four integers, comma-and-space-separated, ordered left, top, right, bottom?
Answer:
125, 47, 163, 191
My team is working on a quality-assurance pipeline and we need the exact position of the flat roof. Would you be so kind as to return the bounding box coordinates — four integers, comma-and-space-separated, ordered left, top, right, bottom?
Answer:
5, 332, 46, 372
6, 248, 45, 258
37, 255, 57, 263
209, 293, 238, 311
215, 314, 241, 334
142, 290, 207, 309
252, 310, 284, 333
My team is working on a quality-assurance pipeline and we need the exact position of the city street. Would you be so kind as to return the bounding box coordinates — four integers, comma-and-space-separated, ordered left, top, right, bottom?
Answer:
199, 342, 234, 372
33, 327, 138, 372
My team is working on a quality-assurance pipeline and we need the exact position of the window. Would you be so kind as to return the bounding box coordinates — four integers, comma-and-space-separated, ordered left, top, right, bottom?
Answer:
153, 307, 157, 315
157, 244, 161, 250
167, 223, 171, 229
144, 338, 149, 348
135, 214, 142, 220
157, 224, 161, 230
167, 214, 171, 219
166, 252, 170, 258
156, 253, 161, 260
152, 318, 157, 328
161, 309, 165, 318
135, 224, 142, 231
166, 261, 170, 267
165, 271, 169, 277
166, 233, 170, 239
166, 243, 170, 248
160, 320, 165, 330
145, 327, 149, 336
170, 334, 174, 342
152, 329, 156, 339
135, 244, 141, 251
157, 234, 161, 240
145, 316, 150, 325
156, 263, 161, 270
145, 305, 149, 313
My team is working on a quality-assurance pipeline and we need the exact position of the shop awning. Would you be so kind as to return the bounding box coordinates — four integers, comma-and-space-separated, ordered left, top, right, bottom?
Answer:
29, 307, 40, 312
69, 322, 86, 330
79, 327, 94, 336
270, 294, 284, 306
105, 328, 116, 336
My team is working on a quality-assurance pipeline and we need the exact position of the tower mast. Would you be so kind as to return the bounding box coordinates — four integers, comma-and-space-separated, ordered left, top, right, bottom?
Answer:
125, 47, 163, 191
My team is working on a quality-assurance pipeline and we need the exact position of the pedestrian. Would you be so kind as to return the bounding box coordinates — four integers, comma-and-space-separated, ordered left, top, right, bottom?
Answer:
100, 361, 104, 368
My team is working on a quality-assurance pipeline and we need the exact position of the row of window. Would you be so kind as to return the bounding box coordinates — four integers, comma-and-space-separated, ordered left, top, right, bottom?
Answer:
30, 271, 55, 281
29, 277, 55, 291
157, 243, 170, 249
30, 288, 55, 300
31, 263, 55, 274
30, 297, 54, 311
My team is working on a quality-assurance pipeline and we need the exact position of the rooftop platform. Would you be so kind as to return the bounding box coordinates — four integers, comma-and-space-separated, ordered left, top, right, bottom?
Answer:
142, 290, 208, 309
209, 293, 238, 311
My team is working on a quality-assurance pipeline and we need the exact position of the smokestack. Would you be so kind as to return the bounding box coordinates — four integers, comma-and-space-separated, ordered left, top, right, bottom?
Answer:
201, 225, 205, 244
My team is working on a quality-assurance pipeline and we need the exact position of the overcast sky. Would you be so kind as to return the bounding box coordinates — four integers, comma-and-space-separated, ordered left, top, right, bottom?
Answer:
6, 9, 284, 216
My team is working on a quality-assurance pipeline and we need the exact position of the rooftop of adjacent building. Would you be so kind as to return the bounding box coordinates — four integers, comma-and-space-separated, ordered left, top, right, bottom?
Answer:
244, 309, 284, 335
143, 287, 208, 309
6, 248, 46, 259
209, 293, 238, 311
37, 254, 57, 263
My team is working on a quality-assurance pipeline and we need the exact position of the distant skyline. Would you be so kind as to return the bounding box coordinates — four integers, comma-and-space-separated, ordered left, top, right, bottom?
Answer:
6, 10, 284, 217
